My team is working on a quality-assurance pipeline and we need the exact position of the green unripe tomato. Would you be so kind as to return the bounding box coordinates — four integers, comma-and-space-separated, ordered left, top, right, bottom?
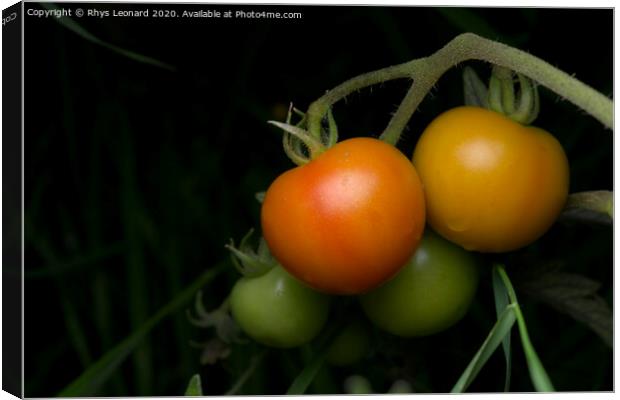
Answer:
230, 265, 330, 348
360, 230, 479, 337
326, 320, 370, 366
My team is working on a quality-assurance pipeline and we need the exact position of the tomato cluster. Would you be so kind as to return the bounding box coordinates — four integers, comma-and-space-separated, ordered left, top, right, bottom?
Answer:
226, 104, 568, 350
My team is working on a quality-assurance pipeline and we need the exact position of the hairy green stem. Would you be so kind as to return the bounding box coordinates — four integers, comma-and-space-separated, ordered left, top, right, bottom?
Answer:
306, 63, 413, 138
306, 33, 612, 146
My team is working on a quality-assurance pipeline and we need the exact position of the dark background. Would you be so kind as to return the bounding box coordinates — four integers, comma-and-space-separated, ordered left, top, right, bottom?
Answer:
23, 3, 613, 396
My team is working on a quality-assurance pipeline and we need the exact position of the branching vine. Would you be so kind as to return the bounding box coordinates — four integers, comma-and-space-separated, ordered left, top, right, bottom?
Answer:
304, 33, 612, 147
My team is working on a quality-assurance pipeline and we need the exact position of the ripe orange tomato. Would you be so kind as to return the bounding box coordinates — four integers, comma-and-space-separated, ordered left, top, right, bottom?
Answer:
261, 137, 426, 295
412, 106, 569, 252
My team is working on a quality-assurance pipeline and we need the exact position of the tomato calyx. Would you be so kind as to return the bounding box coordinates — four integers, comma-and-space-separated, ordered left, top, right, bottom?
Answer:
187, 291, 246, 364
188, 292, 246, 344
225, 229, 276, 278
488, 65, 540, 124
267, 103, 339, 166
463, 65, 540, 125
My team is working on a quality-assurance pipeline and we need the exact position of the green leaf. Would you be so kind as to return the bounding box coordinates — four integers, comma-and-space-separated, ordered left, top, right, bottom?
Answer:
58, 263, 226, 397
184, 374, 203, 396
561, 190, 613, 224
40, 3, 174, 71
518, 271, 612, 347
451, 304, 517, 393
492, 268, 512, 392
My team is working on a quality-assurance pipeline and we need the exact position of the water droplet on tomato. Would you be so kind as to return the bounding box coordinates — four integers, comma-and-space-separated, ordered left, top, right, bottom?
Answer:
446, 217, 470, 233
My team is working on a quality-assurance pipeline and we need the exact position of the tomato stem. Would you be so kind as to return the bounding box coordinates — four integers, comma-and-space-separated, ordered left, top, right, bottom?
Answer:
305, 33, 612, 147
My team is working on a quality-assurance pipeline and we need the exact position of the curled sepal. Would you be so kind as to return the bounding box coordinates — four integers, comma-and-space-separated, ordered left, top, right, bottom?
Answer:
488, 65, 540, 125
463, 67, 489, 108
269, 120, 326, 165
511, 73, 540, 125
488, 65, 516, 114
272, 103, 339, 166
282, 104, 310, 165
187, 292, 246, 345
324, 107, 339, 148
225, 228, 276, 277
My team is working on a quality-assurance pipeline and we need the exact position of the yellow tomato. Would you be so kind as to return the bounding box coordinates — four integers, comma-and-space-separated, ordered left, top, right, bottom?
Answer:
412, 106, 569, 252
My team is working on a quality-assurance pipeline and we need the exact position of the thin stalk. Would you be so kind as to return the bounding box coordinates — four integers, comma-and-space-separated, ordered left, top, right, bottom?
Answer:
225, 350, 268, 395
305, 33, 612, 147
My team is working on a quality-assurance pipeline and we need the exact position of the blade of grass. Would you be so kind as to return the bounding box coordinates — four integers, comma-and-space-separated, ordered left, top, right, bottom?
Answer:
225, 349, 268, 395
58, 262, 226, 397
184, 374, 203, 396
286, 351, 327, 395
24, 340, 69, 395
26, 242, 125, 279
87, 105, 128, 396
496, 265, 555, 392
60, 296, 93, 367
55, 28, 83, 213
286, 306, 350, 395
158, 136, 193, 385
164, 242, 193, 386
451, 304, 517, 393
25, 223, 93, 368
40, 3, 174, 71
492, 267, 512, 391
117, 111, 153, 395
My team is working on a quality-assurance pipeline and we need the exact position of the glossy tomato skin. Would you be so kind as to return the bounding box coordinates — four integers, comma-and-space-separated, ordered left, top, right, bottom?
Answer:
230, 265, 330, 348
360, 230, 479, 337
261, 137, 426, 295
412, 106, 569, 253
